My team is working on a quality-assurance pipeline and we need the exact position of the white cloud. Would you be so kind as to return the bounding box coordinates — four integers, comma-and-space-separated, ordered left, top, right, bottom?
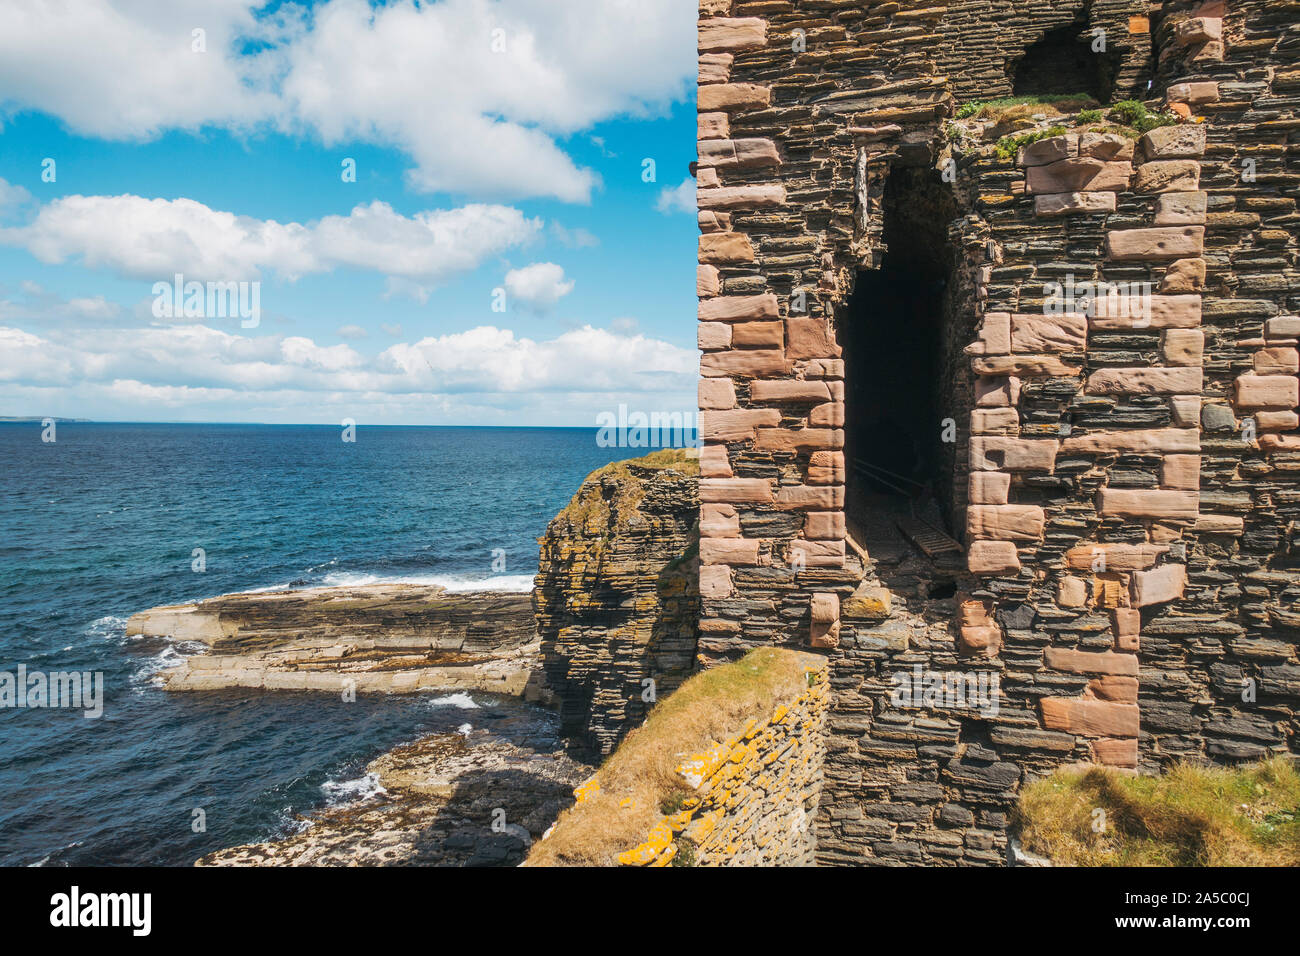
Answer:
655, 176, 695, 215
503, 262, 574, 310
336, 324, 367, 340
0, 321, 696, 424
0, 194, 540, 283
0, 0, 695, 202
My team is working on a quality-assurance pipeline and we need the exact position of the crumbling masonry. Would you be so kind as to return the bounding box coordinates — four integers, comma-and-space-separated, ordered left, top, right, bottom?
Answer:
696, 0, 1300, 864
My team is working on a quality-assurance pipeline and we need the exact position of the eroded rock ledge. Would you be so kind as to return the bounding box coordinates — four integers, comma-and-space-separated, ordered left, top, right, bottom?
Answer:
198, 725, 592, 867
128, 583, 538, 696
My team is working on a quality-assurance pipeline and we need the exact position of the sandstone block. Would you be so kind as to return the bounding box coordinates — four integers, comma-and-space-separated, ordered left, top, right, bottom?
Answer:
754, 427, 843, 452
792, 539, 845, 569
1017, 134, 1076, 166
966, 312, 1010, 355
697, 137, 779, 168
1235, 374, 1299, 409
1061, 427, 1199, 455
1112, 607, 1141, 651
1166, 81, 1219, 105
699, 232, 755, 263
1090, 293, 1201, 329
1139, 125, 1207, 160
699, 444, 732, 477
697, 83, 770, 113
1025, 158, 1131, 195
697, 52, 732, 84
701, 503, 740, 538
774, 484, 843, 511
803, 511, 844, 540
1011, 314, 1087, 352
1065, 544, 1167, 572
968, 471, 1010, 504
698, 112, 729, 140
1265, 316, 1300, 338
967, 540, 1020, 574
1034, 191, 1116, 217
1173, 16, 1222, 46
1086, 366, 1202, 395
1089, 676, 1138, 703
730, 320, 783, 348
1092, 737, 1138, 768
1078, 133, 1134, 161
699, 563, 733, 599
785, 317, 841, 360
1040, 698, 1139, 737
1153, 191, 1207, 225
809, 592, 840, 648
1256, 410, 1300, 432
809, 402, 843, 427
842, 583, 890, 621
1097, 488, 1199, 519
699, 408, 780, 441
697, 264, 721, 297
698, 377, 736, 410
750, 380, 831, 403
1107, 226, 1203, 260
970, 407, 1019, 434
698, 17, 767, 53
807, 450, 844, 484
975, 375, 1020, 406
971, 355, 1080, 377
1161, 328, 1204, 366
966, 505, 1045, 541
1161, 454, 1200, 491
1045, 648, 1138, 676
1133, 160, 1200, 193
699, 293, 778, 322
1130, 564, 1187, 607
700, 478, 772, 504
698, 321, 731, 350
700, 348, 791, 377
698, 184, 786, 210
1058, 576, 1087, 608
700, 537, 761, 566
1170, 394, 1201, 427
1253, 347, 1299, 374
959, 624, 1001, 657
969, 436, 1059, 472
1160, 258, 1205, 293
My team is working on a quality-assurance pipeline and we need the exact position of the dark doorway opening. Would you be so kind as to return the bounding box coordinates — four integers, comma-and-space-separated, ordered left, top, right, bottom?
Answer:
840, 165, 964, 545
1011, 21, 1120, 102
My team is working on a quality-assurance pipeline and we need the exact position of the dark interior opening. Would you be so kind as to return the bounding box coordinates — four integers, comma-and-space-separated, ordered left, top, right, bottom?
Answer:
840, 166, 963, 540
1011, 21, 1120, 102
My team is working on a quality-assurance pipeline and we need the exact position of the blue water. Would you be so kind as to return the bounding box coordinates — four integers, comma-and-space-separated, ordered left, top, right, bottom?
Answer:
0, 422, 648, 866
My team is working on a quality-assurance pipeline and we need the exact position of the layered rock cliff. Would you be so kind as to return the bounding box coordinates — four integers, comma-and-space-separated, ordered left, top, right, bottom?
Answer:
534, 448, 701, 756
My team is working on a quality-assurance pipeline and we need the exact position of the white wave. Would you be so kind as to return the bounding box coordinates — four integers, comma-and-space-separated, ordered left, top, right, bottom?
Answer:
321, 771, 386, 805
317, 571, 534, 593
132, 640, 206, 685
427, 692, 479, 710
456, 722, 473, 736
84, 615, 128, 642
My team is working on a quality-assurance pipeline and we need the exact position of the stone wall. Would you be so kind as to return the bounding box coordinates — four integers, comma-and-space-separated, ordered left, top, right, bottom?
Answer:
534, 450, 700, 756
609, 653, 829, 866
697, 0, 1299, 865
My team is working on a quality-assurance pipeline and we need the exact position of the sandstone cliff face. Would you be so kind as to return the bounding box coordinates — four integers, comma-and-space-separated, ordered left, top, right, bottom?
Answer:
534, 449, 700, 756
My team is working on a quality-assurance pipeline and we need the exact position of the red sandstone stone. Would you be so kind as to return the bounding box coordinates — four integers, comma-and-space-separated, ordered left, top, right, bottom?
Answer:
969, 436, 1059, 472
700, 537, 761, 566
1078, 132, 1134, 161
698, 377, 736, 410
967, 540, 1020, 574
1065, 544, 1167, 572
1254, 348, 1300, 374
1088, 676, 1138, 703
698, 17, 767, 53
807, 450, 844, 485
1040, 698, 1139, 737
700, 348, 791, 377
1265, 316, 1300, 339
750, 380, 831, 403
785, 317, 842, 360
1061, 428, 1200, 455
966, 505, 1045, 542
809, 591, 841, 647
697, 137, 780, 168
1107, 226, 1204, 260
701, 503, 740, 538
699, 293, 779, 322
970, 408, 1019, 435
1235, 374, 1299, 409
1045, 648, 1138, 676
809, 402, 844, 427
1092, 737, 1138, 768
1090, 293, 1202, 329
1113, 607, 1141, 651
1160, 258, 1206, 293
699, 232, 755, 263
697, 264, 721, 297
1058, 576, 1087, 608
975, 375, 1020, 406
1133, 160, 1200, 193
1161, 329, 1204, 366
697, 52, 732, 85
730, 320, 784, 348
1131, 563, 1187, 607
1097, 488, 1199, 519
774, 484, 844, 511
1011, 314, 1087, 352
792, 539, 845, 569
1153, 192, 1207, 225
1161, 455, 1200, 491
698, 322, 731, 350
959, 624, 1002, 657
699, 564, 733, 599
697, 82, 771, 113
1025, 158, 1132, 195
700, 478, 772, 504
1166, 81, 1219, 105
1256, 410, 1300, 432
699, 408, 780, 441
699, 444, 732, 478
1086, 366, 1203, 395
1017, 134, 1076, 166
971, 354, 1080, 377
1035, 191, 1116, 217
697, 184, 786, 210
803, 511, 845, 540
968, 471, 1010, 504
754, 427, 843, 452
698, 112, 729, 140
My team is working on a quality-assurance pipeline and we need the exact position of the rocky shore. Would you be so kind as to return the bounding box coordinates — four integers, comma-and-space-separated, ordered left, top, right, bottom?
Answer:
128, 583, 541, 697
198, 719, 592, 866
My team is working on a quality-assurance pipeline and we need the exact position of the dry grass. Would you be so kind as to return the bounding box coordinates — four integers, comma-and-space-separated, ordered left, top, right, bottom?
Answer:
525, 647, 813, 867
1016, 757, 1300, 866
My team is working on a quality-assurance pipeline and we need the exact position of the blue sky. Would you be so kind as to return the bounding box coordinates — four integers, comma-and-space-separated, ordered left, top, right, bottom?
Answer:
0, 0, 697, 425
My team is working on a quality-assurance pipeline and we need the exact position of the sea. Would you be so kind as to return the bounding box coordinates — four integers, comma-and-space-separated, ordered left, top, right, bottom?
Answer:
0, 422, 666, 866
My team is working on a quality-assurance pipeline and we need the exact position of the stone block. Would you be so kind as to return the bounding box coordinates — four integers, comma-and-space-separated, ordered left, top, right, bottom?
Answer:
1161, 455, 1200, 491
1086, 366, 1203, 395
842, 583, 890, 621
700, 348, 791, 377
774, 485, 843, 511
1078, 132, 1134, 161
1025, 158, 1131, 195
1061, 428, 1199, 455
1161, 329, 1204, 366
785, 317, 841, 360
971, 355, 1080, 377
700, 503, 740, 538
698, 321, 731, 350
1153, 191, 1207, 225
1235, 374, 1299, 409
1092, 737, 1138, 768
1133, 160, 1200, 193
1106, 226, 1204, 261
697, 264, 721, 297
806, 450, 844, 484
754, 427, 843, 452
700, 478, 772, 504
968, 471, 1010, 504
969, 437, 1059, 472
697, 52, 732, 85
698, 112, 729, 140
750, 380, 831, 403
1139, 125, 1207, 159
699, 232, 755, 263
1090, 293, 1201, 329
1034, 192, 1116, 217
699, 293, 779, 322
699, 444, 732, 477
966, 505, 1045, 542
803, 511, 844, 540
791, 539, 845, 568
1011, 313, 1087, 352
698, 17, 767, 53
699, 537, 761, 566
697, 137, 779, 168
698, 185, 786, 210
1130, 564, 1187, 607
1253, 348, 1299, 374
1097, 488, 1199, 519
699, 408, 780, 441
975, 375, 1020, 406
697, 83, 770, 112
1065, 544, 1166, 572
698, 377, 736, 410
699, 564, 733, 599
1058, 576, 1087, 608
1045, 648, 1138, 676
970, 407, 1018, 434
1040, 698, 1139, 737
966, 311, 1010, 354
730, 320, 783, 348
1112, 608, 1141, 651
1017, 134, 1076, 166
967, 540, 1020, 574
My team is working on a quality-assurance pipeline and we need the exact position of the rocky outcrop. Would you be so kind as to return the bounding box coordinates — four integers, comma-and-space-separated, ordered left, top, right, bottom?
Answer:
197, 725, 591, 867
534, 449, 701, 756
129, 584, 538, 695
